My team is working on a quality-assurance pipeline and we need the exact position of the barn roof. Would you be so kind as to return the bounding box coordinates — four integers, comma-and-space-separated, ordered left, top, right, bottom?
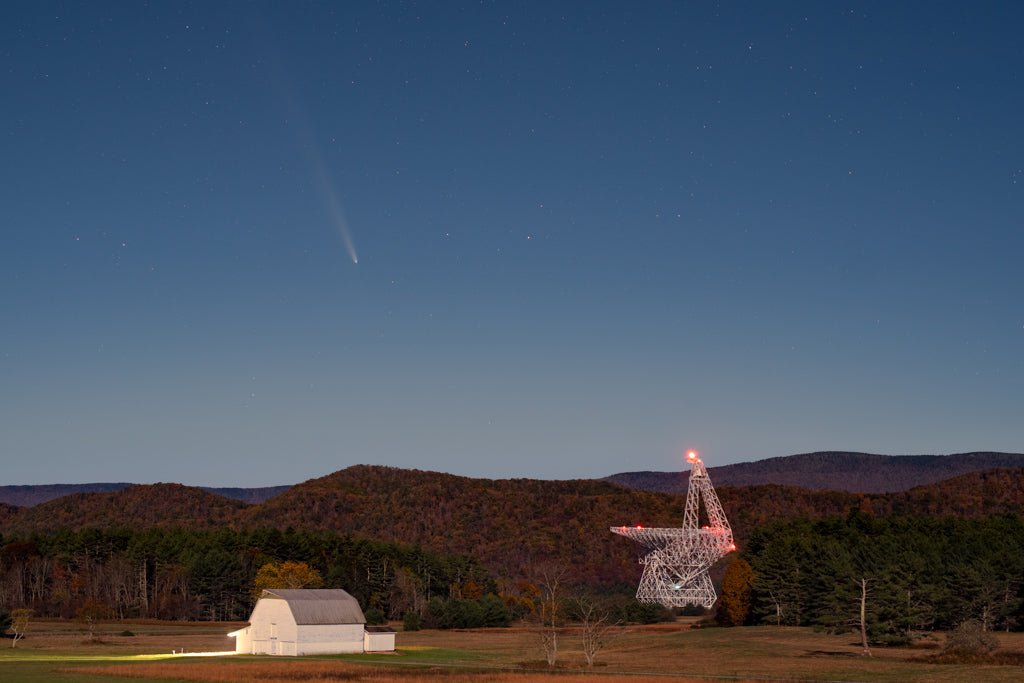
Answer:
260, 589, 366, 625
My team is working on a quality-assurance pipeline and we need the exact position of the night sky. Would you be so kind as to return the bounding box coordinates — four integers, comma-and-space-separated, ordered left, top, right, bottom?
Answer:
3, 2, 1022, 486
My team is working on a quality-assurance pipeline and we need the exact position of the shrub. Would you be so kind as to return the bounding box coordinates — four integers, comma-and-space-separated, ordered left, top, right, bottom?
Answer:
480, 594, 512, 627
943, 619, 998, 657
402, 611, 421, 631
872, 632, 911, 647
562, 594, 673, 625
423, 595, 512, 629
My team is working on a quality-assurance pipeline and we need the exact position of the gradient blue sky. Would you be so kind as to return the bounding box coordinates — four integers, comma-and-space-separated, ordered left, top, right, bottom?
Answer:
3, 2, 1022, 486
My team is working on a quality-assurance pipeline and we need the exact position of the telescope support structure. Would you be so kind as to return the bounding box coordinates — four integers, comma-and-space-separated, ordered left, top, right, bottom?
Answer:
611, 453, 734, 608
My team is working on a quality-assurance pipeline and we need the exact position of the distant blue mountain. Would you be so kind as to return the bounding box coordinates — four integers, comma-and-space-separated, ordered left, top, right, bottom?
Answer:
604, 451, 1024, 494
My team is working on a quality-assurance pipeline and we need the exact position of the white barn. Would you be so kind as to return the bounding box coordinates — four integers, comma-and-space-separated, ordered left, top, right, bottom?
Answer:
230, 588, 386, 656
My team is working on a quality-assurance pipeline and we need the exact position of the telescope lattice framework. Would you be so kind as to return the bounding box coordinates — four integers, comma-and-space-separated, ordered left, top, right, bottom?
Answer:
611, 451, 735, 608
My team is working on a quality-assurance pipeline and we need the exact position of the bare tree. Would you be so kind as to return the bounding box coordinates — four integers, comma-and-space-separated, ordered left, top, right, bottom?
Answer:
76, 600, 112, 641
767, 589, 783, 625
858, 578, 872, 657
535, 565, 567, 667
11, 609, 32, 648
574, 596, 618, 667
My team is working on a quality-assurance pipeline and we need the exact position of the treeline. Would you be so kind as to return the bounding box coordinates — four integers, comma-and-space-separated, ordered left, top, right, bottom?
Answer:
739, 512, 1024, 641
6, 467, 1024, 593
0, 527, 494, 622
414, 587, 672, 630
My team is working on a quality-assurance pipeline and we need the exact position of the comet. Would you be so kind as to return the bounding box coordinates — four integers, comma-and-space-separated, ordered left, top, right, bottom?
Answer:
313, 162, 359, 265
264, 52, 359, 265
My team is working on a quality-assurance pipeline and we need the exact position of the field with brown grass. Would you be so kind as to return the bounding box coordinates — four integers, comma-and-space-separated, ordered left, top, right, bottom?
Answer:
2, 619, 1023, 682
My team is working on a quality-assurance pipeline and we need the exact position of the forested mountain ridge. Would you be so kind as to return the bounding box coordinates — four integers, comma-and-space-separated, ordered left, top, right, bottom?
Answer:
8, 483, 249, 531
3, 466, 1022, 635
719, 468, 1024, 539
605, 451, 1024, 494
0, 482, 291, 507
0, 483, 133, 507
205, 485, 292, 504
3, 465, 1024, 587
6, 451, 1020, 508
240, 465, 671, 585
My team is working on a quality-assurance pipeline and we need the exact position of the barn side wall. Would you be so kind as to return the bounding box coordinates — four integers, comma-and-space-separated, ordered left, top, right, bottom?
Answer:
230, 627, 252, 654
295, 624, 366, 654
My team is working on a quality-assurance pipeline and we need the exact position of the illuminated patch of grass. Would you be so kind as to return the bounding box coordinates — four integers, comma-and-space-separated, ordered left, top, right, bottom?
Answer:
0, 652, 220, 663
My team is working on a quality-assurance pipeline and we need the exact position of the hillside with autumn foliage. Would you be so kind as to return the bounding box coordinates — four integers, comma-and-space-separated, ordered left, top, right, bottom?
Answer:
9, 483, 248, 531
2, 464, 1024, 632
606, 451, 1024, 494
3, 465, 1024, 588
240, 466, 676, 586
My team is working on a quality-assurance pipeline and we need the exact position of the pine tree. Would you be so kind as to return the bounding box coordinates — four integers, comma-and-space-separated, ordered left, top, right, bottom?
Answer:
748, 527, 812, 625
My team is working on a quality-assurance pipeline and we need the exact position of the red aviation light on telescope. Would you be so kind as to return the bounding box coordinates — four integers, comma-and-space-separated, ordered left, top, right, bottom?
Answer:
729, 542, 737, 551
686, 450, 698, 461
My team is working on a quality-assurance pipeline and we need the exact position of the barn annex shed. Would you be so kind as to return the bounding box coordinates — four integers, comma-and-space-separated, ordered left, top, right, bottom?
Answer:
230, 588, 388, 656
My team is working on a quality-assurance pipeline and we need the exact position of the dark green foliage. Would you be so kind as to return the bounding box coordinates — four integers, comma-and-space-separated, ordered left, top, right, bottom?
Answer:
0, 607, 11, 634
564, 594, 673, 625
363, 608, 386, 625
480, 593, 513, 627
423, 594, 512, 629
402, 610, 422, 631
0, 528, 492, 622
744, 514, 1024, 638
612, 602, 672, 624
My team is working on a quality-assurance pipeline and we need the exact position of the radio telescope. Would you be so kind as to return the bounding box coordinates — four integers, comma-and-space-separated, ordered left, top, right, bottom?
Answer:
611, 450, 735, 608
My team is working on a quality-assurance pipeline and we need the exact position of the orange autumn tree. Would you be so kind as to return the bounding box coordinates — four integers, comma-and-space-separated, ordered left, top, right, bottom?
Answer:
252, 560, 324, 599
716, 556, 754, 626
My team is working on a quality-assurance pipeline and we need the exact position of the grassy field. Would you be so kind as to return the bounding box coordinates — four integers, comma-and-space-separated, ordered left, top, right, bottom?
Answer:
2, 619, 1023, 682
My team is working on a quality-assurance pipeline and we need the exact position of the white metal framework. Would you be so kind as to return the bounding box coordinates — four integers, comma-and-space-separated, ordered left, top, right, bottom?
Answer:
611, 451, 734, 608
